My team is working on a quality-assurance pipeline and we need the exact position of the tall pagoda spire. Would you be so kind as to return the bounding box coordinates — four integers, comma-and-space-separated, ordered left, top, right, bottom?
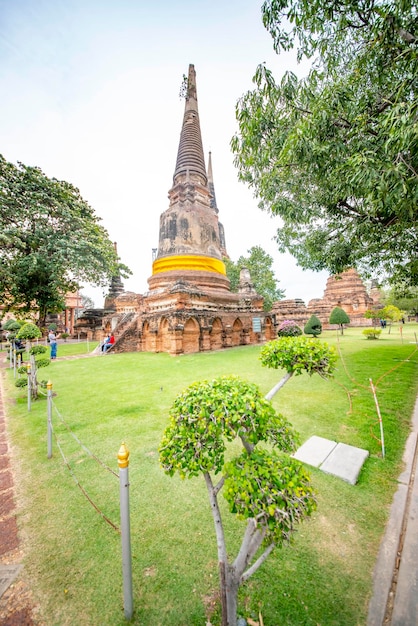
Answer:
173, 64, 207, 185
207, 151, 218, 213
148, 64, 230, 293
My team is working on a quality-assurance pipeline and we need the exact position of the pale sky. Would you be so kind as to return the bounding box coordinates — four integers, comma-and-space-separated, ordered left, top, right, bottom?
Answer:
0, 0, 329, 307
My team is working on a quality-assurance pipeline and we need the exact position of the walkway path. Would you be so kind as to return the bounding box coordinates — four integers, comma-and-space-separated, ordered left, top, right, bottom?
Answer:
0, 356, 36, 625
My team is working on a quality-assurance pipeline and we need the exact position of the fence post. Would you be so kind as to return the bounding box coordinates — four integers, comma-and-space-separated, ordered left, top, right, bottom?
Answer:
13, 349, 16, 378
118, 442, 133, 620
27, 363, 32, 412
9, 344, 12, 369
370, 378, 385, 458
47, 381, 53, 459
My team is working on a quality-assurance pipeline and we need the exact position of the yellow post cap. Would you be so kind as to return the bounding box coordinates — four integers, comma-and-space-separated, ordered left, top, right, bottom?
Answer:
118, 442, 130, 468
47, 380, 53, 390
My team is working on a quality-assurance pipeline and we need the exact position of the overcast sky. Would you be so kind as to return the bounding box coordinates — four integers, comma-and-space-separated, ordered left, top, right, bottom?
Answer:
0, 0, 330, 307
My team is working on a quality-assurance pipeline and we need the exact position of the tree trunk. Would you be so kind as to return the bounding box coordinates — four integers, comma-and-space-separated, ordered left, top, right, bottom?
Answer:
224, 567, 240, 626
204, 472, 235, 625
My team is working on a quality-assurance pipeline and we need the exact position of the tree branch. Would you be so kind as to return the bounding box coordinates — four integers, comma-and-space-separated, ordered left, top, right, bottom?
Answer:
265, 371, 293, 401
241, 541, 276, 583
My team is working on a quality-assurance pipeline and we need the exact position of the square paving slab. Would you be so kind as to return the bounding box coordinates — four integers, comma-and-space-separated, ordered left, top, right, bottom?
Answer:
293, 436, 369, 485
292, 435, 337, 467
0, 564, 22, 598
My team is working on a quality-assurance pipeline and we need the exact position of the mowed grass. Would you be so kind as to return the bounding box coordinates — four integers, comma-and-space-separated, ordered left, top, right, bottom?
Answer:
3, 325, 418, 626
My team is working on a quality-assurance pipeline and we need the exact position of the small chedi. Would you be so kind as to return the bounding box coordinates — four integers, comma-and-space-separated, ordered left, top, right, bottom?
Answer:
272, 268, 380, 329
75, 64, 276, 355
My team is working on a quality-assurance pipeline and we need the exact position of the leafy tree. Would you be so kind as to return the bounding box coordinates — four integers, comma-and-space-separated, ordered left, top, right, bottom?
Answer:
384, 285, 418, 318
260, 335, 337, 399
80, 293, 95, 311
0, 155, 131, 325
304, 314, 322, 337
232, 0, 418, 287
329, 306, 350, 334
15, 343, 50, 399
160, 337, 336, 626
224, 245, 285, 311
364, 308, 383, 327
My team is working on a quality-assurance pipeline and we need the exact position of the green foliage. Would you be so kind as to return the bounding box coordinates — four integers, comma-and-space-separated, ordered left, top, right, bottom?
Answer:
15, 377, 28, 388
17, 322, 42, 341
29, 345, 47, 355
159, 376, 297, 478
232, 0, 418, 286
224, 448, 316, 545
260, 336, 337, 378
329, 307, 350, 326
363, 328, 382, 340
224, 245, 285, 311
3, 319, 21, 331
35, 358, 51, 369
304, 314, 322, 337
277, 320, 302, 337
364, 309, 382, 321
386, 285, 418, 316
0, 154, 131, 322
381, 304, 403, 322
48, 323, 57, 331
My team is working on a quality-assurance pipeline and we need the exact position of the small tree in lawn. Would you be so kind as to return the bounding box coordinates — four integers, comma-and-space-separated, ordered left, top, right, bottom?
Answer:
329, 306, 350, 335
260, 336, 337, 400
159, 338, 336, 626
304, 314, 322, 337
16, 323, 45, 398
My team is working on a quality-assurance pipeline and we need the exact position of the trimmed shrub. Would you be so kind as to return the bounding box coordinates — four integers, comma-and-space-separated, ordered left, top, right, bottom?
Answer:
363, 328, 382, 340
17, 322, 42, 341
277, 320, 303, 337
35, 358, 51, 369
329, 306, 350, 335
30, 345, 47, 355
15, 378, 28, 388
304, 314, 322, 337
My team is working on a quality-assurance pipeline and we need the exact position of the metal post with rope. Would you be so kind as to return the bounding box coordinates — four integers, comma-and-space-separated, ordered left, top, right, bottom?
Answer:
47, 380, 53, 459
118, 442, 133, 620
26, 363, 31, 412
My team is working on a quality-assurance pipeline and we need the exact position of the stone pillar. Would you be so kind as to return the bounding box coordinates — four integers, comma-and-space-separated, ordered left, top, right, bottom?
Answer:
200, 327, 211, 351
64, 308, 72, 333
223, 326, 232, 348
173, 326, 184, 355
70, 308, 75, 334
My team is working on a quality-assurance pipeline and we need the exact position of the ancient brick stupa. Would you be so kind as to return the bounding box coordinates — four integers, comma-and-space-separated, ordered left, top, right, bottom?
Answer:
99, 64, 275, 355
272, 268, 379, 329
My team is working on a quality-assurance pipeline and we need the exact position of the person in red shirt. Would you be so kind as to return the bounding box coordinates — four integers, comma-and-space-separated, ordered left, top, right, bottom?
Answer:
104, 333, 115, 352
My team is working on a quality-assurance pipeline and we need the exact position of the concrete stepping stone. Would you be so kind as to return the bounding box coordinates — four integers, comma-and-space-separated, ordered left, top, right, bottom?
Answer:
293, 436, 369, 485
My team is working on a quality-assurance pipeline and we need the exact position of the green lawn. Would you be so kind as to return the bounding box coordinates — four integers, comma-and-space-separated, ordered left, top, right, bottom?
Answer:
3, 325, 418, 625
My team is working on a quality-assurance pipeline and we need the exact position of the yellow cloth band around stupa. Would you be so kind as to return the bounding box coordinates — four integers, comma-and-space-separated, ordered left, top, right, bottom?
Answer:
152, 255, 226, 275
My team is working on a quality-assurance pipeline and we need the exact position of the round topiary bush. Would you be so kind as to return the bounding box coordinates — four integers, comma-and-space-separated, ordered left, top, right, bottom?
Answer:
304, 314, 322, 337
277, 320, 303, 337
29, 345, 47, 355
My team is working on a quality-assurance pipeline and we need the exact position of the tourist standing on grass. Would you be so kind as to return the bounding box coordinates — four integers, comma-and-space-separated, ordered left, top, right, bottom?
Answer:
48, 330, 58, 360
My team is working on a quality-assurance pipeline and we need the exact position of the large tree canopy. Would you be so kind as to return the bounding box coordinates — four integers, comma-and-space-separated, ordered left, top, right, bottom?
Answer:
232, 0, 418, 286
224, 245, 285, 310
0, 155, 130, 322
